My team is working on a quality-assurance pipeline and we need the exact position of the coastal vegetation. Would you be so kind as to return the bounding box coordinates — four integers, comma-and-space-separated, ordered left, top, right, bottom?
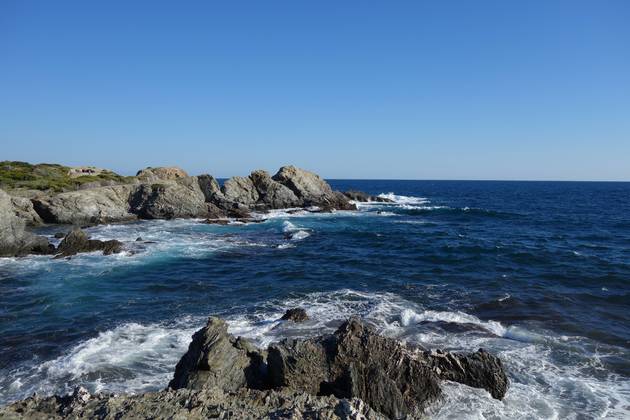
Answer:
0, 161, 132, 192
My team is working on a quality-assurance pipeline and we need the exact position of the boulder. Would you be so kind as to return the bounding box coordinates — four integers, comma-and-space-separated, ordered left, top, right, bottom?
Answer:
280, 308, 309, 322
426, 348, 509, 400
169, 317, 266, 391
10, 196, 44, 225
268, 318, 442, 418
136, 166, 188, 182
196, 174, 223, 202
0, 189, 53, 257
222, 176, 259, 206
32, 185, 138, 225
250, 170, 302, 209
272, 166, 355, 210
129, 177, 209, 220
54, 229, 123, 258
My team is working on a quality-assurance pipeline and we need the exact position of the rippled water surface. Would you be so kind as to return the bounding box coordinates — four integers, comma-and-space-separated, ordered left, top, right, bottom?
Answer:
1, 180, 629, 419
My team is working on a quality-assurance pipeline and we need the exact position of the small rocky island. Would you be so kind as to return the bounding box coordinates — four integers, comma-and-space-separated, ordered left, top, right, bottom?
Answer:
0, 162, 386, 258
0, 314, 508, 419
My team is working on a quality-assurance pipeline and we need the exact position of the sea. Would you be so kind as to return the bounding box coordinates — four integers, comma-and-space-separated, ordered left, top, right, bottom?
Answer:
0, 180, 629, 419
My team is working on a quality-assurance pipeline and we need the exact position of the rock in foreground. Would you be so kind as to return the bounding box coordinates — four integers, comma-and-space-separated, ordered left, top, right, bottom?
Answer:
0, 317, 508, 419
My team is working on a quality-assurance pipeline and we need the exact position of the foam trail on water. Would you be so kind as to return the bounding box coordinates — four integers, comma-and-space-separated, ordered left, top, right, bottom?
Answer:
282, 221, 311, 240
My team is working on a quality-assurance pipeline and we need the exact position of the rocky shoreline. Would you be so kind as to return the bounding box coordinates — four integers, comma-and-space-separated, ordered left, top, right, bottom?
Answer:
0, 164, 387, 258
0, 313, 508, 419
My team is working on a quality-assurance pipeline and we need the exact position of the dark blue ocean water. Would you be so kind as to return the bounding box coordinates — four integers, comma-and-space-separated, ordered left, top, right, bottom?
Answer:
0, 181, 629, 418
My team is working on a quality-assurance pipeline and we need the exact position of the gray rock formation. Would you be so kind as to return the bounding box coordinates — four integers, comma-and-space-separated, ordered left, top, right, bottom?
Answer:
10, 196, 44, 225
0, 386, 384, 420
54, 229, 123, 258
222, 176, 260, 206
136, 166, 188, 182
267, 318, 443, 418
250, 170, 301, 209
32, 185, 138, 225
0, 189, 53, 257
129, 177, 209, 220
168, 317, 266, 392
170, 316, 508, 419
280, 308, 309, 322
0, 316, 508, 419
273, 165, 353, 209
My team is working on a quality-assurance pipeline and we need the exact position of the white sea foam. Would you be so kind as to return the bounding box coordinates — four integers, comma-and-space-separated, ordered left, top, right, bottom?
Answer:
282, 220, 311, 240
2, 318, 203, 401
2, 289, 628, 418
377, 192, 429, 205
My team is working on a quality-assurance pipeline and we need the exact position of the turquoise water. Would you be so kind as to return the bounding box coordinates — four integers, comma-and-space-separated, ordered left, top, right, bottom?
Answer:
1, 180, 629, 418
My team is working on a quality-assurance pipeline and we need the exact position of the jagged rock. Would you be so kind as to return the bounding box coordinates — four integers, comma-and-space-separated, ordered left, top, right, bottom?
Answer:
54, 229, 123, 258
0, 189, 53, 257
10, 196, 44, 225
222, 176, 260, 206
268, 318, 442, 418
272, 166, 355, 210
250, 170, 302, 209
129, 177, 208, 220
343, 191, 393, 203
0, 386, 386, 420
196, 174, 223, 202
426, 348, 509, 400
136, 166, 188, 182
32, 185, 138, 225
280, 308, 309, 322
169, 317, 267, 392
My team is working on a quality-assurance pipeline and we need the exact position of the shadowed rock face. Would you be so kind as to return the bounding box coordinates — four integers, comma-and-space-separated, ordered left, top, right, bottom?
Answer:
169, 317, 508, 419
0, 189, 53, 257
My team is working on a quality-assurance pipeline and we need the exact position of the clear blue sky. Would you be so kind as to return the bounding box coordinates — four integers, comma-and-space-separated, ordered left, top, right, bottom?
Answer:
1, 1, 629, 180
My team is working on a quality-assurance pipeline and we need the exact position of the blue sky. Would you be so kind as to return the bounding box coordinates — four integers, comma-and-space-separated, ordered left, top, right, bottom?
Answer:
1, 1, 629, 180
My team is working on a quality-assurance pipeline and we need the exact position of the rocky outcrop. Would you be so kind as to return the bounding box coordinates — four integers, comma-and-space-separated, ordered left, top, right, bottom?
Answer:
273, 165, 355, 210
136, 166, 188, 182
280, 308, 309, 322
267, 318, 443, 418
250, 170, 301, 209
129, 177, 209, 220
222, 176, 260, 206
170, 317, 508, 419
169, 317, 267, 392
54, 229, 123, 258
0, 386, 384, 420
0, 189, 53, 257
10, 196, 44, 225
32, 185, 138, 225
0, 316, 508, 419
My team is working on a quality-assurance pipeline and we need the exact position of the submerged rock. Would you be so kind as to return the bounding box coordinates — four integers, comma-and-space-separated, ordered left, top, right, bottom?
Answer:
54, 229, 123, 258
280, 308, 309, 322
343, 190, 393, 203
